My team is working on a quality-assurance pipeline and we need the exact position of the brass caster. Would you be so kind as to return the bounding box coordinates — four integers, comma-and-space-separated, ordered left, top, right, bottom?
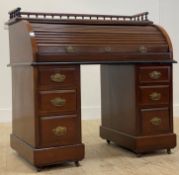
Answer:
167, 149, 171, 154
75, 161, 80, 167
36, 167, 43, 172
136, 153, 142, 157
106, 140, 111, 144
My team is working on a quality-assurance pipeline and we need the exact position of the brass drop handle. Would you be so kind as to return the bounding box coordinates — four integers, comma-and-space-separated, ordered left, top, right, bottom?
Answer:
149, 92, 161, 101
149, 71, 161, 80
139, 45, 147, 53
50, 97, 66, 107
50, 73, 66, 83
52, 126, 67, 136
104, 46, 112, 52
150, 117, 162, 126
66, 46, 75, 53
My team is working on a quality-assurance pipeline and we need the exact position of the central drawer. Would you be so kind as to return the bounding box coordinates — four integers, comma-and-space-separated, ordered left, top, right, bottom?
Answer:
40, 115, 80, 147
139, 85, 169, 106
38, 89, 77, 116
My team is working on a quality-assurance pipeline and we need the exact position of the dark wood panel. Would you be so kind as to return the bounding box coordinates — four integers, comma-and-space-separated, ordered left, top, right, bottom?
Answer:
101, 65, 137, 135
11, 66, 37, 147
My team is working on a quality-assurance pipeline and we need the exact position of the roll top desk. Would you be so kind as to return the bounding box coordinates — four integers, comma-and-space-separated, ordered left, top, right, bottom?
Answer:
7, 8, 177, 169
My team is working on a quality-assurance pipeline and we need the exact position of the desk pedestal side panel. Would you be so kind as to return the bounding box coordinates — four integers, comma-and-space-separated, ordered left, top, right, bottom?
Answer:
100, 64, 176, 153
10, 65, 84, 167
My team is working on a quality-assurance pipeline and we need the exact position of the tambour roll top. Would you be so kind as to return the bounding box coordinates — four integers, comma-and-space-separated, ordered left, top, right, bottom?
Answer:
7, 8, 173, 64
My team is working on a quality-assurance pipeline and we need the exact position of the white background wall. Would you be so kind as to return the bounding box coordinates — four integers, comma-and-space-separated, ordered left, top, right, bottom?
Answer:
0, 0, 178, 122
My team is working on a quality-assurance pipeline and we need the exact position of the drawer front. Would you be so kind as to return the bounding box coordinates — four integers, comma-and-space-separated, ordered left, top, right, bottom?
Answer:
139, 85, 169, 106
38, 44, 168, 55
38, 66, 79, 90
141, 108, 170, 135
138, 66, 170, 83
40, 115, 80, 147
39, 90, 77, 116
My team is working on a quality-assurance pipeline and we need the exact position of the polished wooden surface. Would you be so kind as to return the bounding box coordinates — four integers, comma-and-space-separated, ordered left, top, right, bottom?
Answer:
8, 8, 176, 169
100, 65, 136, 135
11, 66, 37, 147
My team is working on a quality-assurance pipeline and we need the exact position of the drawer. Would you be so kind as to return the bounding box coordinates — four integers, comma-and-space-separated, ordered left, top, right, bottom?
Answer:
141, 108, 170, 135
39, 89, 77, 116
38, 66, 80, 90
40, 115, 80, 147
139, 85, 169, 106
138, 66, 170, 84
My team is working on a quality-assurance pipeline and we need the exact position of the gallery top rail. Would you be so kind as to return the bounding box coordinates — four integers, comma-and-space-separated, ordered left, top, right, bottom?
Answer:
7, 7, 153, 25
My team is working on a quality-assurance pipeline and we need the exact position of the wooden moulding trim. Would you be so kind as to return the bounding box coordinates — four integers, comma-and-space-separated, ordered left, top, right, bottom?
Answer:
8, 18, 153, 26
7, 8, 153, 25
11, 134, 85, 167
135, 133, 177, 152
100, 126, 177, 153
7, 60, 177, 67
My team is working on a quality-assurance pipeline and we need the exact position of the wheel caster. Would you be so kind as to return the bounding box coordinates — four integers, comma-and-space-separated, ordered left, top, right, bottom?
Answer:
75, 161, 80, 167
136, 153, 142, 157
106, 140, 111, 144
167, 149, 171, 154
36, 167, 42, 172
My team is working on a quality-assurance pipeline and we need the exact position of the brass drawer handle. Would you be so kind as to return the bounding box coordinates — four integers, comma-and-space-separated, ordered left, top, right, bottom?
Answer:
139, 45, 147, 53
66, 46, 75, 53
52, 126, 67, 136
50, 73, 66, 82
150, 117, 162, 126
104, 46, 111, 52
149, 71, 161, 80
149, 92, 161, 101
50, 97, 66, 107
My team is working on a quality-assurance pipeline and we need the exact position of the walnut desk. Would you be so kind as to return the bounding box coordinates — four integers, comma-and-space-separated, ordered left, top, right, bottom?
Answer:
7, 8, 177, 169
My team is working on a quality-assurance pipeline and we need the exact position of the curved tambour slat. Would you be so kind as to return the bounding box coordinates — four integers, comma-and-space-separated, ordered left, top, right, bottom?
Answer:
31, 24, 168, 55
38, 45, 169, 54
31, 23, 157, 31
